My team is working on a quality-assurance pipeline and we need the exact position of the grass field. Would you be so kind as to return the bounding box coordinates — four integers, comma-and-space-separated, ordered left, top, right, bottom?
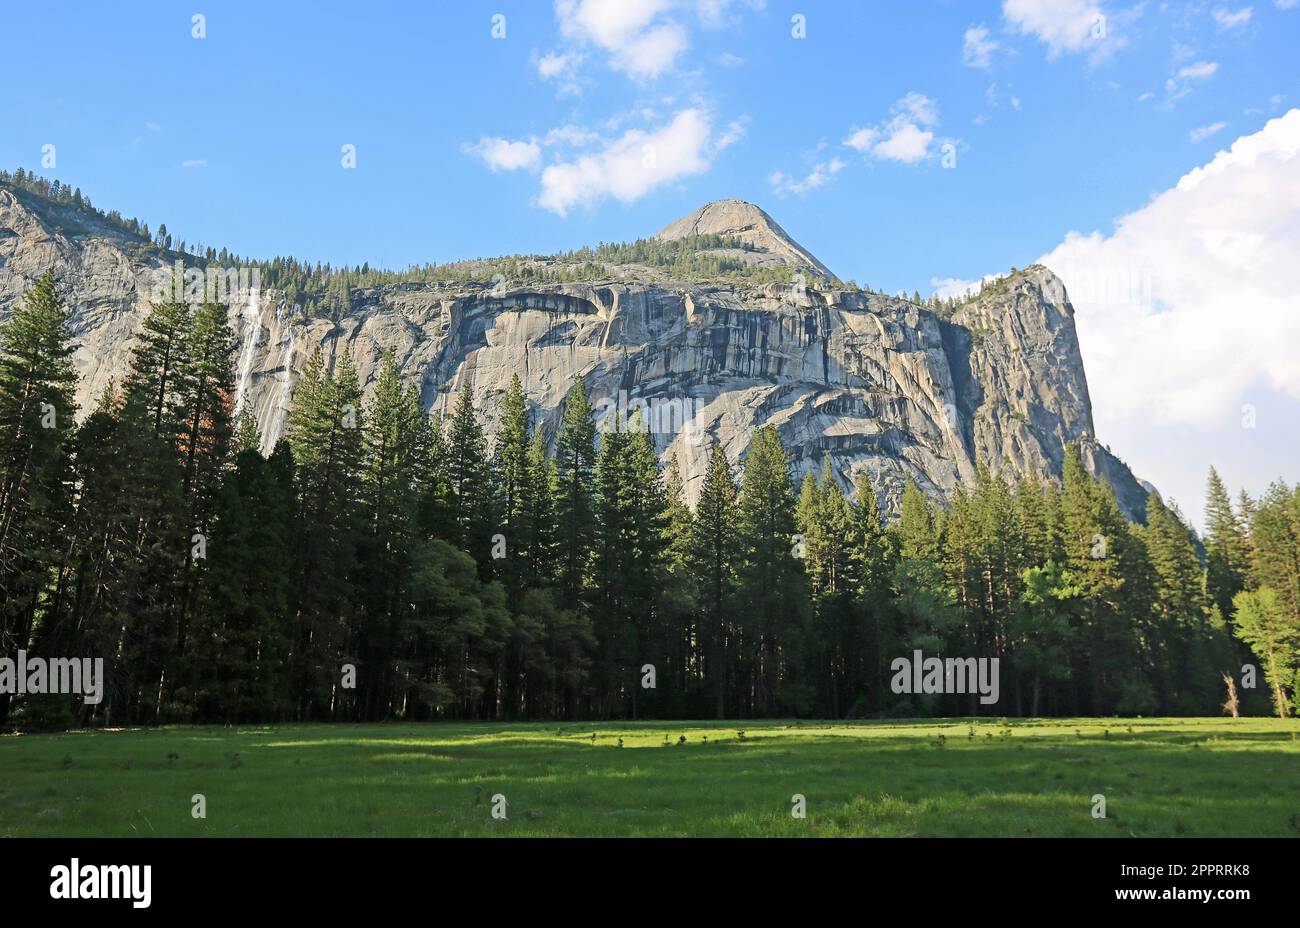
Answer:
3, 717, 1299, 837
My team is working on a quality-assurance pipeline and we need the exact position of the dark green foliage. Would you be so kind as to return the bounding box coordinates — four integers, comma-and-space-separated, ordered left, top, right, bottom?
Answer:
2, 270, 1296, 725
689, 441, 738, 718
734, 426, 809, 715
554, 380, 597, 605
0, 271, 78, 723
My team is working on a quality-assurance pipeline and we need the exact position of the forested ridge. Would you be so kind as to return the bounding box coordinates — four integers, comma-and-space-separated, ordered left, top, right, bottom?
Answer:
1, 170, 980, 316
1, 271, 1297, 728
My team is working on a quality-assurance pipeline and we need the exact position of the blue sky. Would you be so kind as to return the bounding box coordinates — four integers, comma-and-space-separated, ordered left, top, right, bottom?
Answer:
2, 0, 1298, 525
0, 0, 1290, 288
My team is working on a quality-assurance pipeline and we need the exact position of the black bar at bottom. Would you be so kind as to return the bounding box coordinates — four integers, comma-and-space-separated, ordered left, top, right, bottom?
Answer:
4, 837, 1282, 914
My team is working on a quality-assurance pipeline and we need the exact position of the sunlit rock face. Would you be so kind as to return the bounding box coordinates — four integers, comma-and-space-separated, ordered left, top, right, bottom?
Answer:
0, 188, 1147, 518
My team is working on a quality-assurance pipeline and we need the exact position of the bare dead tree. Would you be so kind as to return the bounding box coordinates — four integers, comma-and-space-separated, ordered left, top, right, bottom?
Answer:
1221, 672, 1240, 719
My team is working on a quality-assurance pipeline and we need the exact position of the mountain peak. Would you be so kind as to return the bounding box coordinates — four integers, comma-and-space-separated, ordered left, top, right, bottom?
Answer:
656, 199, 836, 280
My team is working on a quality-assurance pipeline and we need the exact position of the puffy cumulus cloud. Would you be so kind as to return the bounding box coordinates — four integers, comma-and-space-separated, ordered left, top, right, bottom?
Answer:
537, 108, 722, 215
1038, 110, 1300, 524
1002, 0, 1111, 58
552, 0, 759, 80
464, 137, 543, 172
844, 93, 941, 164
556, 0, 687, 80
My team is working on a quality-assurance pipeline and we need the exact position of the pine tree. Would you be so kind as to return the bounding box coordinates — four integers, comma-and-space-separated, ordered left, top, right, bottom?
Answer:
189, 440, 296, 721
897, 479, 938, 562
354, 354, 424, 718
284, 348, 364, 718
592, 422, 635, 715
851, 471, 894, 714
233, 409, 261, 456
1204, 467, 1249, 623
797, 457, 857, 717
1141, 493, 1217, 710
690, 441, 737, 718
520, 427, 557, 587
0, 271, 78, 724
658, 453, 697, 712
592, 417, 667, 717
554, 379, 596, 605
172, 300, 237, 660
494, 374, 530, 533
1247, 482, 1300, 637
734, 426, 808, 716
1058, 444, 1149, 714
492, 374, 531, 600
889, 477, 959, 714
125, 285, 192, 439
444, 380, 496, 572
51, 393, 187, 723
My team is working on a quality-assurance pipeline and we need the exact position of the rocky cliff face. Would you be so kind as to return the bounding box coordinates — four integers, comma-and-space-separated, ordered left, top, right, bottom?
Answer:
0, 184, 1148, 518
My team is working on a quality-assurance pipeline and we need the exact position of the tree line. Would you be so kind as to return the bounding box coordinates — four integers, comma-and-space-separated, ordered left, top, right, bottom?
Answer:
1, 271, 1297, 727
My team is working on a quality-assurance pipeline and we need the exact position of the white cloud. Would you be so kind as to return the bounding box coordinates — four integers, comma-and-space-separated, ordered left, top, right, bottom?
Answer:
623, 24, 689, 79
769, 158, 845, 196
1177, 61, 1219, 80
543, 124, 601, 148
1039, 110, 1300, 526
1212, 6, 1253, 29
962, 24, 1001, 68
1002, 0, 1110, 57
844, 92, 941, 164
696, 0, 752, 27
714, 116, 748, 151
466, 137, 543, 172
843, 128, 880, 151
1277, 0, 1298, 9
556, 0, 688, 80
537, 107, 717, 215
1165, 61, 1219, 102
930, 275, 998, 300
871, 122, 935, 162
180, 159, 207, 168
1189, 121, 1228, 142
537, 51, 582, 80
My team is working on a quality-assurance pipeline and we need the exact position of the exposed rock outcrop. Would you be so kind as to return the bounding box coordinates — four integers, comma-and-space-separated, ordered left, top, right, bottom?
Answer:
0, 186, 1149, 519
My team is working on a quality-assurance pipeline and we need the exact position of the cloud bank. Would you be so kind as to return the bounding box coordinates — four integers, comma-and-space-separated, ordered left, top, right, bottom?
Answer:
1039, 110, 1300, 523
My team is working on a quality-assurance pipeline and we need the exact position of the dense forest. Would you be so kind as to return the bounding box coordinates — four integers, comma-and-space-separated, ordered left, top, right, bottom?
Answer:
1, 271, 1297, 728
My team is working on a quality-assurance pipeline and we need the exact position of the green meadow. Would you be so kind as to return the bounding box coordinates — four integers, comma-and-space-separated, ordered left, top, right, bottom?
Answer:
3, 717, 1298, 837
